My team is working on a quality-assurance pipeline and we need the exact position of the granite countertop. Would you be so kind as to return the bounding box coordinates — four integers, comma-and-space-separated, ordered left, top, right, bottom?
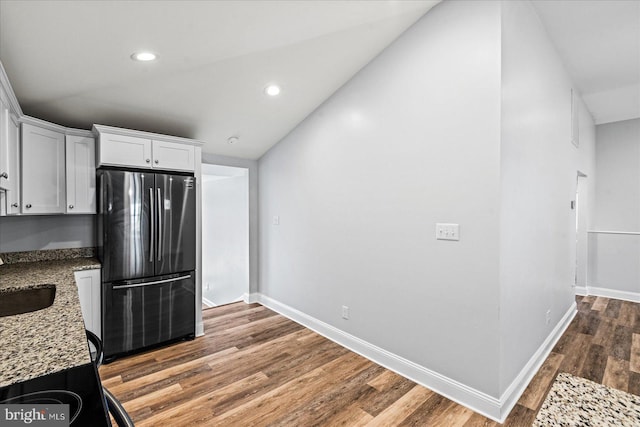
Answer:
0, 257, 101, 388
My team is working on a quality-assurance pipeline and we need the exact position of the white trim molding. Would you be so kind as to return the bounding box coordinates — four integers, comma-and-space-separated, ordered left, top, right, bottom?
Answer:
196, 321, 204, 337
0, 60, 23, 116
574, 286, 588, 296
579, 286, 640, 303
256, 293, 574, 423
497, 301, 576, 421
244, 293, 259, 304
93, 124, 205, 147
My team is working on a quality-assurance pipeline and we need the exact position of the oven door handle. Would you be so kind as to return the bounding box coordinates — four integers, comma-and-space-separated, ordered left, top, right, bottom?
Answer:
112, 275, 192, 289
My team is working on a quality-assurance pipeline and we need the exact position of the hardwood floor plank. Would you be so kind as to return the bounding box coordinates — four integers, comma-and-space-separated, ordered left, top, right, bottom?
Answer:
631, 333, 640, 373
602, 356, 630, 392
397, 393, 456, 426
603, 298, 622, 318
136, 372, 269, 427
100, 298, 640, 426
270, 364, 385, 426
321, 403, 374, 426
365, 385, 433, 426
123, 383, 182, 415
101, 375, 122, 389
591, 296, 609, 311
502, 404, 536, 427
367, 369, 406, 392
592, 317, 616, 348
580, 343, 608, 383
629, 371, 640, 395
611, 324, 632, 361
105, 348, 237, 399
559, 333, 592, 375
618, 301, 637, 328
519, 352, 564, 410
207, 363, 348, 425
356, 371, 417, 417
463, 412, 500, 427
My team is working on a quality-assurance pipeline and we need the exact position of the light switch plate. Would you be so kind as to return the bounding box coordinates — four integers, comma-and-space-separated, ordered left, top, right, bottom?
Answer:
436, 223, 459, 241
273, 216, 280, 225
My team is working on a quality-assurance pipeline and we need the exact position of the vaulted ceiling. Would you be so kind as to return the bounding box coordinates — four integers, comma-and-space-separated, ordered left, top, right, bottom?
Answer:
0, 1, 637, 159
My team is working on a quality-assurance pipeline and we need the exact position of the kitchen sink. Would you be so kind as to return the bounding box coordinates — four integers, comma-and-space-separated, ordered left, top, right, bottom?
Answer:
0, 285, 56, 317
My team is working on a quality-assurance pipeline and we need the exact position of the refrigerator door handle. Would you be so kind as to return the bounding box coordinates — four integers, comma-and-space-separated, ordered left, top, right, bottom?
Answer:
112, 275, 192, 289
157, 187, 163, 261
149, 188, 155, 263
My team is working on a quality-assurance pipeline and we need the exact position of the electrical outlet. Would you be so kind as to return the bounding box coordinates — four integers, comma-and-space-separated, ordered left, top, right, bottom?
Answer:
342, 305, 349, 320
546, 310, 551, 325
273, 216, 280, 225
436, 223, 459, 241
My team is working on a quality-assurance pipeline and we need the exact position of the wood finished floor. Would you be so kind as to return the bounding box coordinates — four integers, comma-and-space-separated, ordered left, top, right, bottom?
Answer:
99, 295, 640, 426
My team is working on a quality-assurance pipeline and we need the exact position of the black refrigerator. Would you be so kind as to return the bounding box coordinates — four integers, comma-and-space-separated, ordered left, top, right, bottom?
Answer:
97, 169, 196, 362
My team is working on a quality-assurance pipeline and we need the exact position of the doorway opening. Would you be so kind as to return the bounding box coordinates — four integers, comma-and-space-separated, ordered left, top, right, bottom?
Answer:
201, 164, 249, 308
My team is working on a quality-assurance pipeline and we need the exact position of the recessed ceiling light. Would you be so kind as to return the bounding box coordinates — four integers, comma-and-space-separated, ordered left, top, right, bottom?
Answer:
131, 52, 157, 62
264, 84, 281, 96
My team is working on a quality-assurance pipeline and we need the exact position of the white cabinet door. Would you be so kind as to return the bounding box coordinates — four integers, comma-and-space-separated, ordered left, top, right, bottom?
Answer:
5, 114, 20, 214
0, 97, 9, 192
152, 140, 195, 172
66, 135, 96, 214
74, 269, 101, 339
0, 98, 20, 215
98, 133, 152, 169
21, 123, 66, 214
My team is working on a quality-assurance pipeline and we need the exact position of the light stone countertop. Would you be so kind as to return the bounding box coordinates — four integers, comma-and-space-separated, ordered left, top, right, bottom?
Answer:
0, 257, 101, 388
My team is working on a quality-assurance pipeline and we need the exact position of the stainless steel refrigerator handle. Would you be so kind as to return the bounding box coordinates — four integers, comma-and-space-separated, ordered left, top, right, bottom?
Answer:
149, 188, 155, 263
157, 187, 163, 261
112, 275, 192, 289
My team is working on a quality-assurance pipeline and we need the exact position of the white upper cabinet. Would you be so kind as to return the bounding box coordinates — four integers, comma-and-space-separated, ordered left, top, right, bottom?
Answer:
95, 126, 196, 172
5, 113, 20, 214
21, 123, 66, 214
151, 139, 195, 172
0, 98, 20, 214
66, 135, 96, 214
0, 94, 10, 191
98, 133, 152, 169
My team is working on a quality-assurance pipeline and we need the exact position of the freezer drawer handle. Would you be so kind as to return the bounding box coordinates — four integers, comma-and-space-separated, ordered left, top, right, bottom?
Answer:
112, 275, 192, 289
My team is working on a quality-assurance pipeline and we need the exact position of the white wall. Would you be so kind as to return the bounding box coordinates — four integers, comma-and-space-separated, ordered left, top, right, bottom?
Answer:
260, 0, 503, 400
0, 215, 95, 252
588, 118, 640, 297
594, 119, 640, 230
202, 166, 249, 306
499, 0, 596, 399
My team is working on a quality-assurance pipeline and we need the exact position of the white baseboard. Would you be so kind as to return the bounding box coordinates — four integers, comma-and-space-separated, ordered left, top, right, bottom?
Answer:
580, 286, 640, 303
256, 293, 576, 423
244, 292, 259, 303
257, 294, 504, 422
574, 286, 588, 296
202, 296, 217, 307
497, 301, 576, 420
196, 321, 204, 337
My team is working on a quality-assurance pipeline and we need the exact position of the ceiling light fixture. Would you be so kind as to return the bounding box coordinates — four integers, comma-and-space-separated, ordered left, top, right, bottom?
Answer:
131, 52, 157, 62
264, 84, 281, 96
227, 136, 239, 144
